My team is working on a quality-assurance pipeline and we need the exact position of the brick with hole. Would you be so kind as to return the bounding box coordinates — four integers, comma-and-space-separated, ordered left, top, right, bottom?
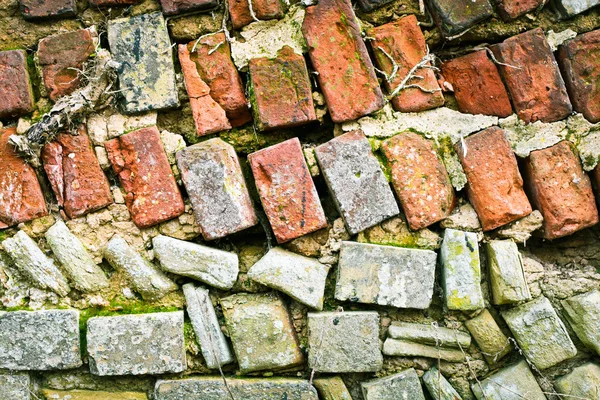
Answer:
19, 0, 75, 19
426, 0, 494, 37
228, 0, 284, 30
368, 15, 444, 113
496, 0, 545, 20
0, 50, 35, 119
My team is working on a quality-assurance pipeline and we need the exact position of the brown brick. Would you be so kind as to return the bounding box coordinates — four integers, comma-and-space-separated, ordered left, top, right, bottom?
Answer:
496, 0, 545, 20
159, 0, 217, 15
558, 29, 600, 123
184, 34, 251, 128
381, 132, 455, 231
19, 0, 75, 19
524, 141, 598, 239
456, 127, 532, 231
426, 0, 493, 37
42, 126, 112, 219
178, 44, 231, 137
248, 47, 317, 131
303, 0, 384, 123
105, 126, 184, 228
0, 127, 48, 227
441, 50, 513, 117
89, 0, 139, 5
368, 16, 444, 113
249, 138, 327, 243
37, 29, 95, 101
491, 28, 572, 123
0, 50, 34, 119
228, 0, 284, 30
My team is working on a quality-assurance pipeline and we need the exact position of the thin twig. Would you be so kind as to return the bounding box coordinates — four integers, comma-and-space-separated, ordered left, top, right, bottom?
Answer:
247, 0, 260, 22
388, 48, 437, 99
474, 46, 522, 70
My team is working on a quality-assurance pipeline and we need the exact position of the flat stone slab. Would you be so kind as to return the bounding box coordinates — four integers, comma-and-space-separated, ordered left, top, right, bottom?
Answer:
382, 339, 466, 362
153, 235, 239, 290
0, 310, 81, 370
472, 360, 546, 400
554, 0, 600, 17
487, 240, 531, 305
41, 390, 147, 400
313, 377, 352, 400
307, 311, 382, 373
562, 290, 600, 355
502, 296, 577, 370
247, 247, 329, 310
465, 309, 511, 364
220, 292, 303, 373
107, 12, 179, 113
361, 368, 426, 400
87, 311, 186, 376
554, 362, 600, 399
0, 374, 30, 400
423, 367, 463, 400
335, 242, 437, 309
387, 321, 471, 348
155, 377, 318, 399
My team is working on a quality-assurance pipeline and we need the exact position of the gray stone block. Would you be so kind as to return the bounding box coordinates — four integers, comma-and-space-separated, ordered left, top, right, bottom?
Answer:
107, 12, 179, 114
554, 0, 600, 17
387, 321, 471, 349
562, 290, 600, 356
361, 368, 426, 400
314, 131, 399, 235
87, 311, 186, 376
0, 310, 81, 370
487, 240, 531, 305
472, 360, 546, 400
308, 311, 382, 373
423, 367, 463, 400
0, 373, 30, 400
554, 362, 600, 399
382, 339, 466, 362
335, 242, 436, 309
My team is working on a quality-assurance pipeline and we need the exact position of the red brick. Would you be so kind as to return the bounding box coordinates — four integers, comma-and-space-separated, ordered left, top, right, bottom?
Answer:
248, 46, 317, 131
441, 50, 513, 118
368, 16, 444, 113
0, 50, 34, 119
381, 132, 456, 231
0, 127, 48, 227
159, 0, 217, 15
42, 126, 112, 219
491, 28, 572, 123
524, 141, 598, 239
19, 0, 75, 19
303, 0, 385, 123
496, 0, 545, 20
105, 126, 184, 228
228, 0, 284, 30
558, 29, 600, 123
248, 138, 327, 243
178, 44, 231, 137
37, 29, 95, 101
184, 34, 251, 128
456, 127, 532, 231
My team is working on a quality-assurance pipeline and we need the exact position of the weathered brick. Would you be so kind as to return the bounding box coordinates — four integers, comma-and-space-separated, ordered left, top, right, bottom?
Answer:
465, 309, 511, 364
313, 377, 352, 400
524, 141, 598, 239
107, 13, 179, 114
89, 0, 139, 6
249, 138, 326, 243
42, 126, 112, 219
159, 0, 217, 15
426, 0, 493, 37
0, 127, 48, 227
441, 50, 513, 118
183, 34, 251, 127
19, 0, 75, 19
491, 28, 572, 123
356, 0, 393, 11
105, 126, 184, 228
381, 132, 455, 230
37, 29, 95, 101
228, 0, 284, 30
558, 29, 600, 123
496, 0, 545, 19
0, 50, 34, 119
303, 0, 384, 123
554, 0, 600, 17
315, 130, 399, 235
368, 16, 444, 113
456, 127, 532, 231
248, 47, 316, 130
176, 139, 257, 240
178, 44, 231, 137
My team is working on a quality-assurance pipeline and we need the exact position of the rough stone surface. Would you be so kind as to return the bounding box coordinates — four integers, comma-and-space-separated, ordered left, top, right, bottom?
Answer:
440, 229, 484, 311
361, 368, 426, 400
554, 0, 600, 17
0, 310, 81, 370
387, 321, 471, 348
153, 235, 238, 289
41, 390, 147, 399
456, 127, 532, 231
176, 139, 257, 240
441, 50, 513, 118
496, 0, 545, 19
524, 140, 599, 239
303, 0, 384, 123
45, 220, 109, 293
247, 247, 329, 310
426, 0, 493, 37
440, 202, 482, 232
307, 311, 382, 373
382, 339, 466, 362
19, 0, 75, 19
87, 110, 158, 145
221, 292, 303, 373
335, 242, 437, 309
249, 138, 326, 243
104, 235, 178, 301
107, 12, 179, 114
382, 132, 455, 230
554, 362, 600, 399
159, 0, 216, 15
105, 126, 184, 228
315, 131, 399, 235
465, 309, 511, 364
0, 50, 34, 118
491, 28, 573, 123
422, 367, 463, 400
228, 0, 284, 29
42, 127, 113, 219
368, 16, 444, 113
473, 360, 545, 399
502, 296, 577, 370
313, 377, 352, 400
0, 374, 30, 400
87, 312, 186, 376
562, 290, 600, 355
357, 214, 442, 250
493, 210, 543, 244
487, 240, 531, 305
